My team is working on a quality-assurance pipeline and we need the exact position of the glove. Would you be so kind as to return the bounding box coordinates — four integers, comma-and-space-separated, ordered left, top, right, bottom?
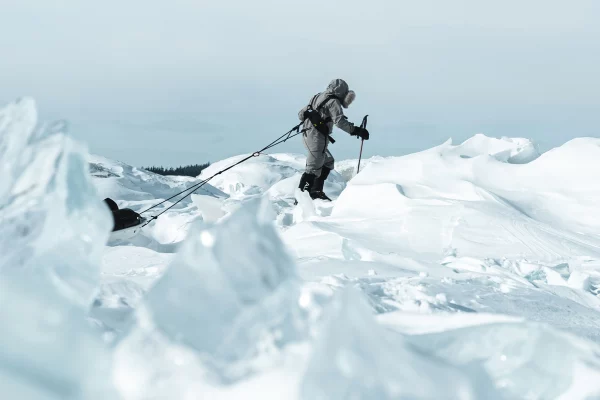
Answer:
352, 126, 370, 140
298, 172, 317, 192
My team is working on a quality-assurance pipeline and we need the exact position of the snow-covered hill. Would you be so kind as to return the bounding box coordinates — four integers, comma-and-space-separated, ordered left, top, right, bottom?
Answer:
3, 98, 600, 399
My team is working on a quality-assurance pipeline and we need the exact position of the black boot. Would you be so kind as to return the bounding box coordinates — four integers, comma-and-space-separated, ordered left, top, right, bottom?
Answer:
298, 172, 317, 192
295, 172, 317, 205
313, 167, 331, 192
310, 191, 332, 201
309, 167, 332, 201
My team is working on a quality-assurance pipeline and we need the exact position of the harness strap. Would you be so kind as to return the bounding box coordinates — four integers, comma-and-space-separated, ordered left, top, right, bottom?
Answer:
306, 93, 339, 144
314, 94, 339, 115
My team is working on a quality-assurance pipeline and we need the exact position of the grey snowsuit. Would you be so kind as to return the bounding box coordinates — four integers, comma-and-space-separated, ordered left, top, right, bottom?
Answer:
298, 79, 355, 177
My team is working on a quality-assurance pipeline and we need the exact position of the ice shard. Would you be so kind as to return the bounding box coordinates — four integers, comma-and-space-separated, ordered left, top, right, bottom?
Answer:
143, 198, 301, 367
0, 98, 116, 398
0, 98, 111, 306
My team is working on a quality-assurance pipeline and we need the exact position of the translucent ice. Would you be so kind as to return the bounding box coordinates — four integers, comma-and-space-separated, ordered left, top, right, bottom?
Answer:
0, 98, 111, 306
0, 271, 116, 399
0, 99, 116, 398
143, 198, 301, 369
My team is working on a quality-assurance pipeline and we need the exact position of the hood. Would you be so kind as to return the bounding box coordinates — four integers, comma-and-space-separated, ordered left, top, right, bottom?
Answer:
325, 79, 349, 98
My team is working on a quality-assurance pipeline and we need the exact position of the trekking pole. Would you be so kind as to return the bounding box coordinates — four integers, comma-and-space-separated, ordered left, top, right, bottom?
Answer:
356, 115, 368, 174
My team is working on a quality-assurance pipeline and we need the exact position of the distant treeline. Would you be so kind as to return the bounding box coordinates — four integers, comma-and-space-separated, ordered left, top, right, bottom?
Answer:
144, 163, 210, 177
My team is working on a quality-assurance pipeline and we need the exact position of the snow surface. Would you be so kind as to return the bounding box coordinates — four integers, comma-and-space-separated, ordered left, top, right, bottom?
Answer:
4, 98, 600, 399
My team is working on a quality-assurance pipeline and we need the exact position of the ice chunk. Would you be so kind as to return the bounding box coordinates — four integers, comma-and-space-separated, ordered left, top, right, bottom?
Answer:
0, 271, 116, 399
0, 98, 38, 198
568, 271, 591, 291
335, 156, 384, 182
143, 198, 301, 371
191, 193, 226, 223
112, 310, 208, 400
0, 99, 111, 306
292, 188, 317, 223
301, 287, 496, 400
0, 98, 115, 398
408, 320, 600, 399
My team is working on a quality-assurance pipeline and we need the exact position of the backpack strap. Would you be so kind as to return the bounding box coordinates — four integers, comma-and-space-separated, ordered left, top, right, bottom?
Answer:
318, 95, 339, 144
304, 93, 339, 144
316, 95, 339, 113
308, 94, 339, 113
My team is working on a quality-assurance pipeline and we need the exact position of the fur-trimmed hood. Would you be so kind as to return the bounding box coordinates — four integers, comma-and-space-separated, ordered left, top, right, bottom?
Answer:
325, 78, 355, 109
342, 90, 355, 109
326, 79, 349, 97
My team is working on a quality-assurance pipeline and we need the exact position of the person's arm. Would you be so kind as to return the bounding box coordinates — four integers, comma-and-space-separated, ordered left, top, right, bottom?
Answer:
326, 100, 355, 134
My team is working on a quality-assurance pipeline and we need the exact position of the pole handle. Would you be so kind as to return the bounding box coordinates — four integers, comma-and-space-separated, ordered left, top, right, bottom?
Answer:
360, 115, 369, 129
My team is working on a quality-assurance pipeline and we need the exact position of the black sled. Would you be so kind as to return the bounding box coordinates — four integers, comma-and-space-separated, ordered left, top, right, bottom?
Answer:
104, 198, 146, 241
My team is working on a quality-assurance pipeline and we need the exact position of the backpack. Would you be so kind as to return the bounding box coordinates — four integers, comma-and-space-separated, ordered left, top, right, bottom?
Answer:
303, 94, 339, 143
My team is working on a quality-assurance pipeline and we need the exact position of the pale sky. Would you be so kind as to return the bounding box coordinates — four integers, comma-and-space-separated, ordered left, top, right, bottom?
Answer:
2, 0, 599, 166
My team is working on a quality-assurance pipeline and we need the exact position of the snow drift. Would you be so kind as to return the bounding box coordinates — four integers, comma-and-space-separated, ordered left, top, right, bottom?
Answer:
301, 287, 498, 400
330, 135, 600, 260
381, 312, 600, 399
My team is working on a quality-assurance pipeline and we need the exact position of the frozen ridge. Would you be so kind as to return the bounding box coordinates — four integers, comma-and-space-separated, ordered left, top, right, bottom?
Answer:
4, 96, 600, 399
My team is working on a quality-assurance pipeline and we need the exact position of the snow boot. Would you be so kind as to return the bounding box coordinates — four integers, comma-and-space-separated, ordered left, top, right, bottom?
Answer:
295, 172, 317, 205
309, 167, 332, 201
309, 191, 332, 201
298, 172, 317, 192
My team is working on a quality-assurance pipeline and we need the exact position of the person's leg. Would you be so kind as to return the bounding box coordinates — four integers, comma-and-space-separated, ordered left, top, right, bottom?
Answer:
312, 150, 334, 192
300, 130, 327, 192
323, 149, 334, 171
309, 149, 334, 200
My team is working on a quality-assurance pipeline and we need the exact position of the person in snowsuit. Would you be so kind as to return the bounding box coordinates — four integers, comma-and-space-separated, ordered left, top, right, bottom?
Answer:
297, 79, 369, 200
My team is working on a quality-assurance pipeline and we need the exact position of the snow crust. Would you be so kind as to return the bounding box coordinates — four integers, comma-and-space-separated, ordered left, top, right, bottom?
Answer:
4, 97, 600, 399
449, 133, 540, 163
301, 288, 497, 400
381, 312, 600, 399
